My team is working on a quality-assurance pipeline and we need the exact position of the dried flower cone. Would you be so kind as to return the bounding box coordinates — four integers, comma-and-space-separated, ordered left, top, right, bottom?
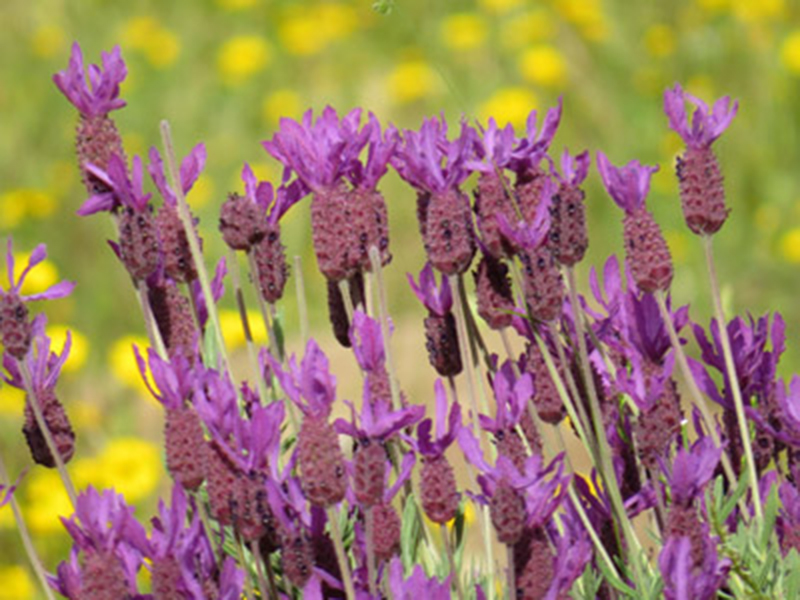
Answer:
634, 376, 683, 470
151, 556, 182, 600
423, 189, 476, 276
676, 146, 729, 235
420, 454, 460, 524
424, 312, 463, 377
76, 113, 125, 195
515, 167, 548, 224
549, 183, 588, 266
474, 171, 516, 259
311, 183, 359, 281
371, 502, 402, 562
525, 342, 566, 425
164, 406, 207, 490
281, 531, 315, 589
473, 255, 514, 330
81, 550, 130, 600
252, 224, 289, 304
219, 192, 261, 251
354, 440, 386, 508
0, 294, 32, 359
155, 204, 196, 283
519, 246, 565, 322
118, 208, 160, 281
623, 208, 673, 293
495, 429, 529, 472
23, 389, 75, 468
514, 526, 555, 600
350, 187, 391, 270
297, 415, 347, 507
149, 283, 196, 360
490, 479, 526, 545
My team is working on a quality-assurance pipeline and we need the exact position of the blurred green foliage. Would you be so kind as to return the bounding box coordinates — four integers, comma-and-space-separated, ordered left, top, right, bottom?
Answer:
2, 0, 800, 595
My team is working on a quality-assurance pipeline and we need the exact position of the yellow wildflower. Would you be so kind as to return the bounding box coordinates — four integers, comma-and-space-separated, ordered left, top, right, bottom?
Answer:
109, 334, 153, 400
501, 9, 556, 49
478, 0, 523, 13
263, 89, 303, 126
781, 31, 800, 75
121, 17, 181, 69
188, 173, 214, 209
279, 14, 327, 56
696, 0, 730, 12
23, 469, 73, 534
0, 188, 56, 228
317, 4, 358, 41
217, 36, 271, 85
553, 0, 608, 41
14, 254, 58, 298
220, 309, 268, 349
732, 0, 784, 22
47, 324, 88, 373
0, 385, 24, 418
31, 24, 65, 59
479, 87, 537, 130
95, 437, 163, 502
518, 45, 567, 88
0, 566, 34, 599
780, 228, 800, 263
644, 24, 676, 58
440, 13, 488, 51
386, 58, 438, 104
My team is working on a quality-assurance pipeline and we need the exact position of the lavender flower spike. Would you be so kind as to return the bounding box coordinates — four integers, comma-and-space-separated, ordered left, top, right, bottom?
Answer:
408, 262, 453, 316
664, 83, 738, 235
597, 152, 672, 293
53, 43, 127, 118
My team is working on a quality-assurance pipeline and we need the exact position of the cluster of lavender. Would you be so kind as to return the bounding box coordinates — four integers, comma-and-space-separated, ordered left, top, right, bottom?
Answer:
3, 41, 800, 599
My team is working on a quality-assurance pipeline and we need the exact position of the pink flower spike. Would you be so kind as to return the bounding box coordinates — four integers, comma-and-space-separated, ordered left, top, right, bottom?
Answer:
53, 43, 127, 118
664, 83, 738, 149
596, 151, 659, 214
407, 262, 453, 316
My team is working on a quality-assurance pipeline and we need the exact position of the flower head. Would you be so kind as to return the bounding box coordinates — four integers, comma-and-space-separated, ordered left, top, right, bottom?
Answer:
509, 98, 563, 174
407, 262, 453, 316
551, 148, 590, 187
659, 536, 730, 600
662, 436, 721, 506
148, 144, 207, 208
270, 339, 338, 419
346, 113, 399, 191
495, 179, 554, 251
466, 118, 518, 174
664, 84, 738, 150
2, 317, 71, 392
335, 397, 423, 442
416, 379, 462, 458
387, 556, 452, 599
392, 116, 475, 194
2, 239, 75, 302
348, 310, 386, 372
53, 43, 127, 118
478, 361, 532, 436
596, 152, 659, 214
82, 153, 152, 216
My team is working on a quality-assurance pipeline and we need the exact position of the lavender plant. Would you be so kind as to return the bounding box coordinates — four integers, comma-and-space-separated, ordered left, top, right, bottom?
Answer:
5, 41, 800, 600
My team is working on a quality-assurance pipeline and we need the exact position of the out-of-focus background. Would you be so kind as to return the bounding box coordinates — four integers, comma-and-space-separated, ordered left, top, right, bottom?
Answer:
1, 0, 800, 595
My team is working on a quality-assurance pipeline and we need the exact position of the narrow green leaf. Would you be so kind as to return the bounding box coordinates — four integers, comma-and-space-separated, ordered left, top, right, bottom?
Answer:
400, 492, 421, 571
721, 470, 750, 522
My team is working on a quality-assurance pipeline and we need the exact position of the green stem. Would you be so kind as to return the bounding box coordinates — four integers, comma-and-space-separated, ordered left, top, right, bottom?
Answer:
249, 539, 270, 600
234, 535, 256, 600
368, 247, 403, 413
0, 455, 57, 600
18, 361, 76, 508
701, 235, 762, 522
505, 544, 516, 600
327, 505, 356, 600
441, 523, 465, 600
159, 121, 230, 374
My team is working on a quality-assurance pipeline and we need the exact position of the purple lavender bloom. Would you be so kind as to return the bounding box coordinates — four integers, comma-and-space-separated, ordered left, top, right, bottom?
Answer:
612, 351, 676, 412
391, 116, 475, 195
416, 379, 462, 458
495, 180, 553, 252
190, 256, 227, 330
659, 536, 730, 600
466, 118, 518, 174
596, 152, 659, 215
2, 239, 75, 303
546, 504, 594, 598
778, 480, 800, 555
663, 436, 721, 506
53, 43, 127, 118
148, 143, 207, 207
621, 290, 688, 365
551, 147, 590, 187
509, 99, 563, 176
479, 361, 532, 438
664, 84, 738, 150
2, 318, 71, 393
335, 397, 423, 442
349, 310, 386, 372
238, 163, 306, 226
270, 339, 338, 419
210, 401, 285, 474
407, 262, 453, 316
387, 556, 452, 599
82, 152, 152, 216
346, 113, 399, 192
133, 347, 195, 411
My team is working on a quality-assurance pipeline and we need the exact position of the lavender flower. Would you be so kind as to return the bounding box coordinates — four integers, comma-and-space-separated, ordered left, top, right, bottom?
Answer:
387, 556, 452, 599
597, 152, 672, 293
659, 536, 730, 600
393, 117, 477, 275
548, 148, 590, 266
408, 263, 462, 376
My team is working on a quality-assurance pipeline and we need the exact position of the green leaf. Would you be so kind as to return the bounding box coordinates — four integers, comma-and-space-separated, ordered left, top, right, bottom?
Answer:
720, 470, 750, 522
595, 555, 636, 597
401, 493, 422, 571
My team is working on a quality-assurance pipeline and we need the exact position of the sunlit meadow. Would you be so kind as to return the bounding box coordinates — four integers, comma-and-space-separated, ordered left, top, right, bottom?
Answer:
2, 0, 800, 597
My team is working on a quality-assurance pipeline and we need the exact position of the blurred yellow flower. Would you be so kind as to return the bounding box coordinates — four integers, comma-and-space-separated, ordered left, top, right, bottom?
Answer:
0, 565, 33, 599
501, 9, 556, 49
14, 254, 58, 298
518, 45, 567, 88
31, 24, 65, 59
781, 31, 800, 75
780, 228, 800, 263
696, 0, 730, 12
95, 437, 163, 502
0, 189, 56, 228
644, 24, 676, 58
732, 0, 784, 22
69, 399, 103, 431
188, 174, 214, 210
47, 324, 88, 373
217, 36, 271, 85
121, 17, 181, 69
318, 4, 358, 40
216, 0, 257, 9
279, 4, 356, 56
440, 13, 488, 51
220, 308, 268, 349
553, 0, 608, 42
263, 89, 303, 126
0, 385, 24, 418
109, 334, 153, 400
23, 469, 73, 533
386, 59, 438, 104
479, 87, 537, 130
478, 0, 523, 13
